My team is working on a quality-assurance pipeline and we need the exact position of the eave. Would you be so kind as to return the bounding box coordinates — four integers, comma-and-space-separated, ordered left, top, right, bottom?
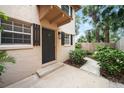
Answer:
38, 5, 72, 27
71, 5, 81, 11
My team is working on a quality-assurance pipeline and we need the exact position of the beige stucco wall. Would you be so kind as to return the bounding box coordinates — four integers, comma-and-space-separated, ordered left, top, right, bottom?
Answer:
0, 5, 76, 87
40, 5, 76, 62
59, 6, 76, 35
59, 7, 76, 62
57, 33, 75, 63
0, 47, 42, 87
0, 5, 42, 87
0, 5, 40, 24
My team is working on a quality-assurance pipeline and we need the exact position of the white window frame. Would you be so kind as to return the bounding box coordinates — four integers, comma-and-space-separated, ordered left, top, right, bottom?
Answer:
64, 33, 71, 46
0, 19, 33, 50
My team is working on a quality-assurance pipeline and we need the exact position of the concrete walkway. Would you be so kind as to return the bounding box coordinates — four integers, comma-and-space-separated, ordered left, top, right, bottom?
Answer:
80, 57, 100, 76
6, 64, 124, 88
80, 57, 124, 88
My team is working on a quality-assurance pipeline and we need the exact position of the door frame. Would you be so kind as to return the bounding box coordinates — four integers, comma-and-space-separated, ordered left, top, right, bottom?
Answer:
41, 27, 57, 65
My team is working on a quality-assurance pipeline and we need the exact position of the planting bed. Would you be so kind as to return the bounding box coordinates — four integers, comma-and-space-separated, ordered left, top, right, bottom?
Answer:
64, 59, 86, 68
100, 68, 124, 84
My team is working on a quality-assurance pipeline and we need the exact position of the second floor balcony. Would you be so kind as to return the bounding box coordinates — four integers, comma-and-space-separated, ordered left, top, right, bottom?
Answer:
38, 5, 80, 27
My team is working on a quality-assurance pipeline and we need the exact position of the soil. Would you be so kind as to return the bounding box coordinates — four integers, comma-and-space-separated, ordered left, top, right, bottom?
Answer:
64, 59, 86, 68
100, 68, 124, 84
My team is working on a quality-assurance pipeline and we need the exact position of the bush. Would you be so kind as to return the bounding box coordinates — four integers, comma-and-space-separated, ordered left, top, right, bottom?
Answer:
0, 51, 15, 76
69, 49, 86, 65
93, 46, 124, 75
75, 43, 81, 49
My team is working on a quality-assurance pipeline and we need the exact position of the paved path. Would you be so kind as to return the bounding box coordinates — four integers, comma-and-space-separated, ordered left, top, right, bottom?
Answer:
6, 64, 124, 88
80, 57, 100, 76
80, 57, 124, 88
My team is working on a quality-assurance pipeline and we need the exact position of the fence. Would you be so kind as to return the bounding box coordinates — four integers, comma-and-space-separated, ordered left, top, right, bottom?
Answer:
116, 37, 124, 51
81, 43, 115, 52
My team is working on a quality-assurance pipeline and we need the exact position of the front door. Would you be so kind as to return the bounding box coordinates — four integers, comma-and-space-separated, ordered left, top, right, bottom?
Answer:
42, 28, 55, 64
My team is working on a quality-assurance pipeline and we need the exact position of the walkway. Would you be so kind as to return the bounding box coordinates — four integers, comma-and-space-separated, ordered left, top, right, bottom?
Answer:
80, 57, 124, 88
80, 57, 100, 76
6, 64, 124, 88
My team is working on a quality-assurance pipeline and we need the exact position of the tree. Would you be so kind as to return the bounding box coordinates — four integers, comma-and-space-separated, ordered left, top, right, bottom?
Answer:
82, 5, 124, 43
77, 29, 96, 43
82, 6, 101, 42
75, 14, 81, 35
78, 35, 87, 43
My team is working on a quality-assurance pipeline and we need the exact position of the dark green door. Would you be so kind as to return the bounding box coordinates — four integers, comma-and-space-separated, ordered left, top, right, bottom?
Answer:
42, 28, 55, 64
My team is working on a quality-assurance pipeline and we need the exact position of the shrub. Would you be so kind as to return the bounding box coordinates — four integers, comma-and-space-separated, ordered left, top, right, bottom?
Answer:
93, 46, 124, 75
69, 49, 86, 65
0, 51, 15, 76
75, 43, 81, 49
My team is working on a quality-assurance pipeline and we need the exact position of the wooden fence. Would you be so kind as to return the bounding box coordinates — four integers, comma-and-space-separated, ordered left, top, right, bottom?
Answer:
116, 37, 124, 51
81, 43, 115, 52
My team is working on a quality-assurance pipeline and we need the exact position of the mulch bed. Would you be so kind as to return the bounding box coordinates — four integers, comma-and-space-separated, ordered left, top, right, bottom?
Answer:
64, 59, 86, 68
100, 68, 124, 84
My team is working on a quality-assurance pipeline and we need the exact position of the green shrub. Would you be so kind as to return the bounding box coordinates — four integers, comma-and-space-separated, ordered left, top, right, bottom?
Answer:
93, 46, 124, 75
69, 49, 86, 65
0, 51, 15, 76
75, 43, 81, 49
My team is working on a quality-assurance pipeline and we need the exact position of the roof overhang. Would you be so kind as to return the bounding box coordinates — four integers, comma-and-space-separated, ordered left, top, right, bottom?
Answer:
38, 5, 72, 27
71, 5, 81, 11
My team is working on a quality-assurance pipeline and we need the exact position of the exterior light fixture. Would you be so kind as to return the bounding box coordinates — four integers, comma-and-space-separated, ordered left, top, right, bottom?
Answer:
58, 32, 61, 39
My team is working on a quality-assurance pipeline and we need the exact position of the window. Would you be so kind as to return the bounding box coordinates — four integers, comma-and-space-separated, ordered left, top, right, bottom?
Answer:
61, 5, 69, 16
64, 34, 70, 45
61, 5, 73, 17
0, 19, 32, 45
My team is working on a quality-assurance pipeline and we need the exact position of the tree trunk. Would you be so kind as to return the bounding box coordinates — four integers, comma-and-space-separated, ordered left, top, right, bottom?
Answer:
104, 27, 109, 43
96, 30, 100, 42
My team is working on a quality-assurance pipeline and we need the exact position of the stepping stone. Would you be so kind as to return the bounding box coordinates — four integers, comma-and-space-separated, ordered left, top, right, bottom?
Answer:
36, 62, 64, 78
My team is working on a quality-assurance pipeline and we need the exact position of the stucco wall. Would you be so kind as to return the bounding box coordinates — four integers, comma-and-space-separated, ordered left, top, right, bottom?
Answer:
59, 7, 76, 62
59, 7, 75, 35
40, 5, 76, 62
0, 47, 42, 87
57, 36, 75, 62
0, 5, 40, 24
0, 5, 76, 87
0, 5, 42, 87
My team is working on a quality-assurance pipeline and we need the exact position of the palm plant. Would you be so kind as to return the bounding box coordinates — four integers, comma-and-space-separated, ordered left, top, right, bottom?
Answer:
0, 11, 8, 32
0, 51, 15, 75
0, 11, 15, 76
